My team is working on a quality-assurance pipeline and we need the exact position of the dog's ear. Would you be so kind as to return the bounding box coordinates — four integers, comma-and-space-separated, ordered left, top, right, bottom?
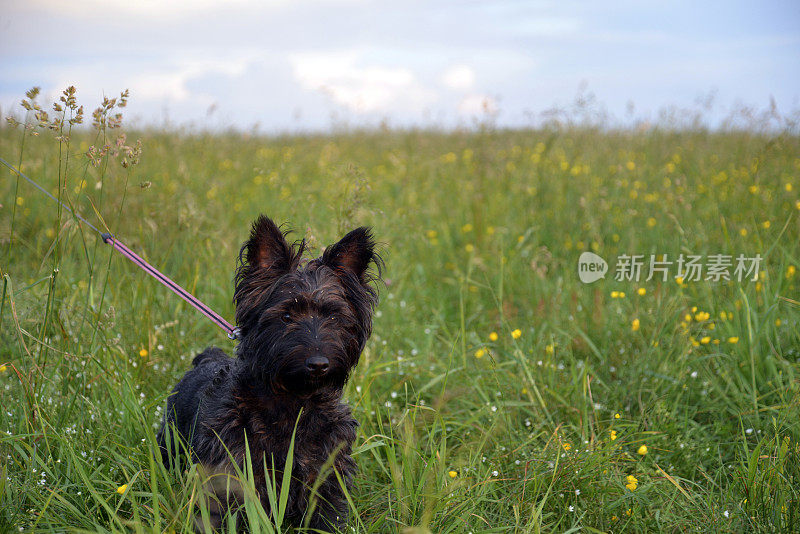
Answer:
244, 215, 297, 274
321, 227, 379, 283
235, 216, 304, 328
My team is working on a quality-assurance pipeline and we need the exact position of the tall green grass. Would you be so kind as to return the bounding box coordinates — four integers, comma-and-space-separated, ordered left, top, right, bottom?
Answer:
1, 87, 799, 532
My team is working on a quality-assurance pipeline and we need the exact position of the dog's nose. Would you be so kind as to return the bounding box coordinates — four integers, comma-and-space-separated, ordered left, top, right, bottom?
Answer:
305, 355, 330, 376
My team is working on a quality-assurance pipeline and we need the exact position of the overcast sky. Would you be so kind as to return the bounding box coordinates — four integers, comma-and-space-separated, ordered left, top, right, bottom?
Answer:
1, 0, 798, 131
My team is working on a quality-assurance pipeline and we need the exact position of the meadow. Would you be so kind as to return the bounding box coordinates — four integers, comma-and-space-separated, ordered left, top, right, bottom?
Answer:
1, 88, 799, 532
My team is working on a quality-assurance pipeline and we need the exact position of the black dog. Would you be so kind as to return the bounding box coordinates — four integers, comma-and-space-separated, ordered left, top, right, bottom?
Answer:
157, 215, 381, 531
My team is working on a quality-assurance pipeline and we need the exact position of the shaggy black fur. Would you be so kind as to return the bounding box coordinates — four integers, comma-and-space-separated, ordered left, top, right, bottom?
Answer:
156, 215, 381, 531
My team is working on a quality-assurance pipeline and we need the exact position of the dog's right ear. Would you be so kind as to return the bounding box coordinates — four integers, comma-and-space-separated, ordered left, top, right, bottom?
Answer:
235, 216, 304, 328
244, 215, 296, 274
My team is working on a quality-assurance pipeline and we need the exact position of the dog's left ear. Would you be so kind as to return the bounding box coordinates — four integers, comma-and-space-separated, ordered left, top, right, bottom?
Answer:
322, 227, 378, 283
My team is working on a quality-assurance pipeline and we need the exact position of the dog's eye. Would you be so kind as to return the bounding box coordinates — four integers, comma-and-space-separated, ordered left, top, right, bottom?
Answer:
281, 313, 292, 323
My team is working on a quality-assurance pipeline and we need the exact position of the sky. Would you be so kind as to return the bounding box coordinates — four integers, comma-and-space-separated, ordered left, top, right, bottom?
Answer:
1, 0, 799, 132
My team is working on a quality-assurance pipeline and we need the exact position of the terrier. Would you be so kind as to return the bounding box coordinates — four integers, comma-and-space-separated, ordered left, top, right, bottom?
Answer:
157, 215, 381, 531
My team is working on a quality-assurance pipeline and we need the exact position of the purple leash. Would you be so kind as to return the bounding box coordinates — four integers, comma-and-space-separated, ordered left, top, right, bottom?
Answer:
101, 233, 239, 339
1, 155, 239, 340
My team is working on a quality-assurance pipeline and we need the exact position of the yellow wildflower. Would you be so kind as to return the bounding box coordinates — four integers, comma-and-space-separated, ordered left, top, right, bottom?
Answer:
448, 470, 458, 478
511, 329, 522, 339
632, 319, 640, 332
139, 349, 148, 358
489, 331, 498, 341
637, 445, 648, 456
464, 243, 474, 253
614, 413, 621, 419
637, 287, 646, 296
610, 430, 618, 441
116, 484, 128, 494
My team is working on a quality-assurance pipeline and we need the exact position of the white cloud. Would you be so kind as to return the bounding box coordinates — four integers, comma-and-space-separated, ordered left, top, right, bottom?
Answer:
4, 1, 795, 131
29, 0, 368, 18
458, 94, 498, 116
441, 65, 475, 91
130, 71, 191, 101
50, 56, 252, 105
509, 16, 581, 36
290, 51, 436, 114
30, 0, 276, 17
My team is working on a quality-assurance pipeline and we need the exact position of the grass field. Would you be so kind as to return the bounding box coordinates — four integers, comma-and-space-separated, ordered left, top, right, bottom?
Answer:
1, 89, 799, 532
